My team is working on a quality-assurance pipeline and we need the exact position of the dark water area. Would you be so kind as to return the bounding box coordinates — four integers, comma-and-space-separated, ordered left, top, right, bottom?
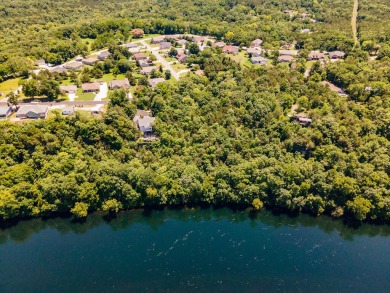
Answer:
0, 208, 389, 292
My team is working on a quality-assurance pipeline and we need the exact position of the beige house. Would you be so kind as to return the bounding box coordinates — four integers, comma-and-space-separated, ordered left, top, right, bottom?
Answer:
16, 105, 48, 119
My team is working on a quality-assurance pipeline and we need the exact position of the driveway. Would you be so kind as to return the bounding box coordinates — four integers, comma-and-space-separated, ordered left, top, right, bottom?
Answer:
94, 82, 108, 101
68, 93, 76, 101
140, 40, 180, 80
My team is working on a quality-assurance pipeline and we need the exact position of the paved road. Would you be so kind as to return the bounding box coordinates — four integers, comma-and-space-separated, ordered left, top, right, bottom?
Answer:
140, 40, 180, 80
0, 100, 109, 106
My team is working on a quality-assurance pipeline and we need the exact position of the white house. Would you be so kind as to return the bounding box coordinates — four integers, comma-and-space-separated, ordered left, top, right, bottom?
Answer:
133, 110, 156, 135
62, 107, 75, 116
251, 56, 267, 65
16, 105, 48, 119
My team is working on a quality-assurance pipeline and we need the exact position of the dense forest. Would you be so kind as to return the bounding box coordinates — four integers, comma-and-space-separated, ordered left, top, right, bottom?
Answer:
0, 0, 389, 223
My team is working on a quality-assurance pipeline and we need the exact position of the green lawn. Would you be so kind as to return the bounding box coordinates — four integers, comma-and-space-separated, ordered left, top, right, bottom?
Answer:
97, 73, 126, 83
171, 62, 188, 71
230, 51, 253, 68
76, 88, 96, 101
0, 78, 21, 95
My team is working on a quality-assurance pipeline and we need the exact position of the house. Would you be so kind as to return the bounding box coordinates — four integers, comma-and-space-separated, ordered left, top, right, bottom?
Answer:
82, 58, 99, 65
0, 106, 12, 119
251, 56, 267, 65
294, 114, 312, 126
247, 48, 262, 57
62, 107, 75, 116
141, 66, 157, 75
329, 51, 346, 59
321, 81, 345, 95
59, 85, 77, 94
160, 42, 172, 50
133, 109, 156, 134
139, 60, 151, 67
222, 45, 239, 55
126, 43, 138, 49
195, 70, 205, 76
308, 51, 325, 60
278, 55, 294, 62
134, 53, 148, 61
192, 36, 206, 43
36, 59, 46, 68
149, 78, 165, 88
109, 78, 130, 90
65, 62, 83, 70
177, 39, 188, 46
176, 53, 188, 63
213, 41, 226, 48
82, 82, 100, 93
50, 66, 68, 74
129, 47, 140, 54
279, 50, 299, 56
98, 51, 111, 61
151, 36, 166, 44
251, 39, 263, 48
16, 105, 48, 119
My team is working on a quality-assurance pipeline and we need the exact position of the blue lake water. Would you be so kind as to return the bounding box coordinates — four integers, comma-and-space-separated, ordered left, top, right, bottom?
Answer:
0, 208, 389, 292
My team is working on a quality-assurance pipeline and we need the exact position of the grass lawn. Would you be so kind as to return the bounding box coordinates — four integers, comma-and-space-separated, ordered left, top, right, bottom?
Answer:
171, 62, 188, 71
230, 51, 253, 68
0, 78, 21, 95
97, 73, 126, 83
60, 78, 78, 86
164, 55, 177, 62
76, 88, 96, 101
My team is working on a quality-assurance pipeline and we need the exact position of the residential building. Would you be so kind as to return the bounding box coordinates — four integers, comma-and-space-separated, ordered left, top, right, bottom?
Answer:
82, 82, 100, 93
59, 85, 77, 94
177, 39, 188, 46
308, 51, 326, 60
109, 78, 130, 90
160, 42, 172, 50
139, 60, 150, 67
278, 55, 294, 62
133, 109, 156, 134
251, 56, 267, 65
0, 106, 12, 119
50, 67, 68, 74
222, 45, 239, 55
195, 70, 205, 76
82, 58, 99, 65
247, 48, 262, 57
213, 41, 226, 48
251, 39, 263, 48
98, 51, 111, 61
134, 53, 148, 60
279, 50, 299, 56
149, 78, 165, 88
62, 107, 75, 116
16, 105, 48, 119
36, 59, 46, 68
141, 66, 157, 75
129, 47, 140, 54
192, 36, 206, 43
126, 43, 138, 49
151, 36, 166, 44
329, 51, 346, 59
176, 53, 188, 63
65, 62, 83, 70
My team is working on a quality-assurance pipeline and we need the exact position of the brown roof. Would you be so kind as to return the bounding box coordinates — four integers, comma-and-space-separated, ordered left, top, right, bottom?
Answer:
59, 85, 77, 93
109, 78, 130, 89
222, 45, 239, 54
308, 51, 325, 60
82, 82, 100, 92
134, 53, 148, 60
195, 70, 205, 76
278, 55, 294, 62
176, 53, 188, 62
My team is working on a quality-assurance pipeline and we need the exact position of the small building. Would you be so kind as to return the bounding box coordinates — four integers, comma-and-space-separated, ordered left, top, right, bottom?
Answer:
109, 78, 130, 90
160, 42, 172, 50
251, 39, 263, 48
308, 51, 326, 60
294, 114, 312, 126
247, 48, 262, 57
222, 45, 239, 55
149, 78, 165, 88
151, 36, 166, 44
16, 105, 48, 119
213, 41, 226, 48
329, 51, 346, 59
65, 62, 83, 70
195, 70, 205, 76
50, 66, 68, 74
59, 85, 77, 94
251, 56, 267, 65
176, 53, 188, 63
134, 53, 148, 61
129, 47, 140, 54
278, 55, 294, 63
62, 107, 75, 116
0, 106, 12, 119
98, 51, 111, 61
133, 109, 156, 134
192, 36, 206, 44
82, 82, 100, 93
82, 58, 99, 66
126, 43, 138, 49
141, 66, 157, 75
177, 39, 188, 46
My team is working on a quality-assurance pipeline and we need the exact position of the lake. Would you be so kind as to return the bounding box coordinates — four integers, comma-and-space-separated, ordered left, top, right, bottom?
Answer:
0, 208, 389, 292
